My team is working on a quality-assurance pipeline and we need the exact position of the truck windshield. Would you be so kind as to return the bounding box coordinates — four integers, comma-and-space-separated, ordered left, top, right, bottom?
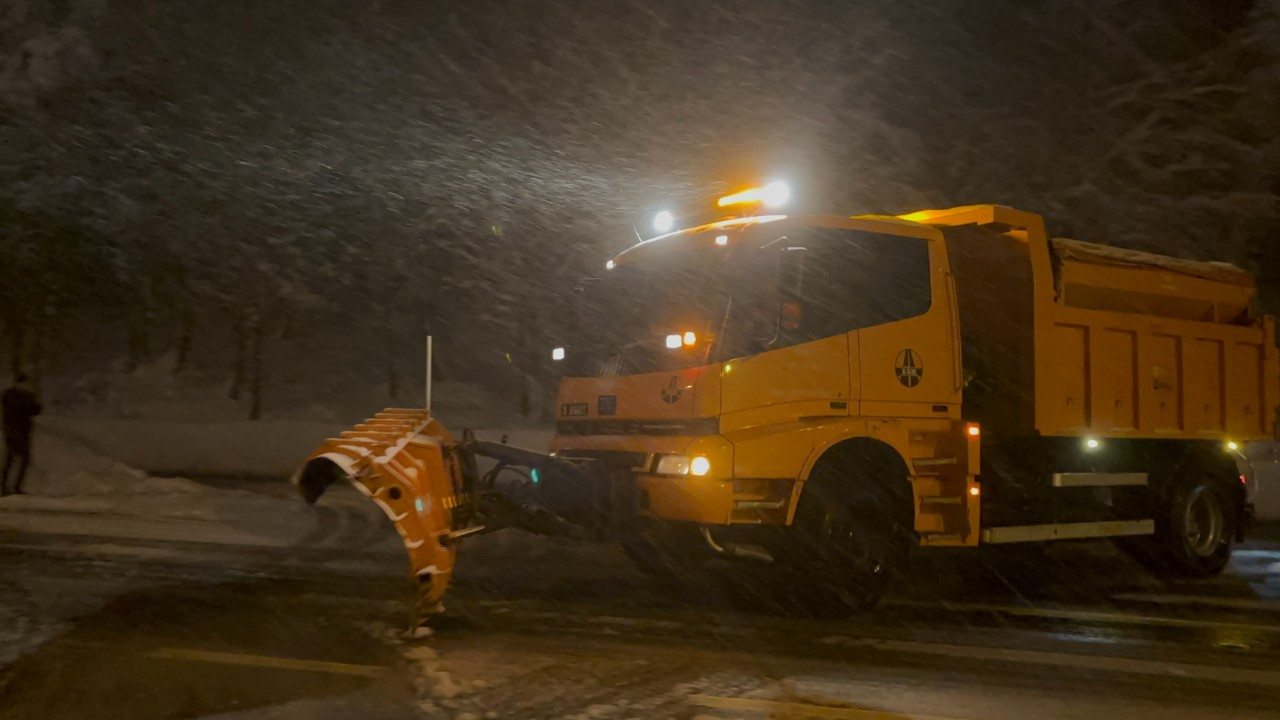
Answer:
565, 222, 932, 376
567, 248, 735, 376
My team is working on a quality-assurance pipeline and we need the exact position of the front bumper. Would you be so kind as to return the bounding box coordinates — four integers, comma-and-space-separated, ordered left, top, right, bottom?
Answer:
636, 474, 734, 524
553, 433, 748, 525
553, 433, 797, 526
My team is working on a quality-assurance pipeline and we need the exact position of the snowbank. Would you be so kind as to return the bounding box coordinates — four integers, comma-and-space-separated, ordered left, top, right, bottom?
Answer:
20, 431, 207, 497
51, 356, 533, 428
39, 357, 553, 478
0, 430, 265, 522
40, 417, 346, 478
38, 416, 551, 479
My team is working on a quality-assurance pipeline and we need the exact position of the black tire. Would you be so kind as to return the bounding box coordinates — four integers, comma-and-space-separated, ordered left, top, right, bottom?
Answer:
782, 462, 912, 615
1120, 476, 1235, 578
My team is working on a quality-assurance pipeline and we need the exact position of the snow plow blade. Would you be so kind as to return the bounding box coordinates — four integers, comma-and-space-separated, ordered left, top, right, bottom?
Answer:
292, 409, 471, 620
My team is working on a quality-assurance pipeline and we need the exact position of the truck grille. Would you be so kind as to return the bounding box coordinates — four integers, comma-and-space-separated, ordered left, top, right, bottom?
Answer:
556, 449, 650, 471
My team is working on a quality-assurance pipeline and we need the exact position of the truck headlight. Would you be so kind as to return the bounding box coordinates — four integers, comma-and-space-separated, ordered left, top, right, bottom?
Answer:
655, 454, 711, 476
655, 455, 690, 475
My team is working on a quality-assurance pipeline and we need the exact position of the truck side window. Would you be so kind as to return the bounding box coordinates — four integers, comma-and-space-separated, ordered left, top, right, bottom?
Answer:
770, 228, 932, 348
719, 228, 932, 359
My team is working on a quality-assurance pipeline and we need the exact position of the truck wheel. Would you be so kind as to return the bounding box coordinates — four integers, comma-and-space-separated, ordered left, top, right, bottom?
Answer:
784, 468, 911, 615
1121, 476, 1235, 578
1161, 476, 1235, 577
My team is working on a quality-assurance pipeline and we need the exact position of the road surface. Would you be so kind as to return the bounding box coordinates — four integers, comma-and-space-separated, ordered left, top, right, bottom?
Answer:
2, 479, 1279, 719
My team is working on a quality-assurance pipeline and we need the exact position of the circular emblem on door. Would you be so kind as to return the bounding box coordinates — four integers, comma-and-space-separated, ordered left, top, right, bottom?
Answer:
661, 376, 682, 404
895, 349, 923, 388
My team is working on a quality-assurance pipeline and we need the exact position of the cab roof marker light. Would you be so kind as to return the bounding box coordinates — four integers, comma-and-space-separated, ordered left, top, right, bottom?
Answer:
709, 214, 788, 229
717, 181, 791, 208
717, 187, 760, 207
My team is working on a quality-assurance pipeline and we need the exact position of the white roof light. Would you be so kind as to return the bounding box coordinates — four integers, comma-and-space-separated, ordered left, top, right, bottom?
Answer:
551, 347, 566, 361
653, 210, 674, 233
715, 234, 728, 246
761, 180, 790, 207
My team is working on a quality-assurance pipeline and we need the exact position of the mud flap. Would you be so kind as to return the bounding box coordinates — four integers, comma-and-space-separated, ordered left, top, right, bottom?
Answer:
292, 409, 466, 620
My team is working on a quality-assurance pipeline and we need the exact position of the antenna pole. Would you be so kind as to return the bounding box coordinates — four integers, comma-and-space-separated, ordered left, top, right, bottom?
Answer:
425, 335, 433, 414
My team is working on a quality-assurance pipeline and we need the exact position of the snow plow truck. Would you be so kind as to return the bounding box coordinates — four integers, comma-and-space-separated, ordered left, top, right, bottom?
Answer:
294, 189, 1278, 626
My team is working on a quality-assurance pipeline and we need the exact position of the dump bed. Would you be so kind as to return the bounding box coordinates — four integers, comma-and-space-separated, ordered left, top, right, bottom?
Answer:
912, 205, 1279, 442
1044, 237, 1276, 440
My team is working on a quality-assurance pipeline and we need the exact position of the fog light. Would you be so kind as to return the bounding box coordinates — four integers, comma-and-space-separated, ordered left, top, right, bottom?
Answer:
690, 456, 711, 476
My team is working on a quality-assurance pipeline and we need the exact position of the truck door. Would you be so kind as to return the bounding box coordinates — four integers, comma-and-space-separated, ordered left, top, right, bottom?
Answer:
719, 240, 852, 431
853, 232, 959, 417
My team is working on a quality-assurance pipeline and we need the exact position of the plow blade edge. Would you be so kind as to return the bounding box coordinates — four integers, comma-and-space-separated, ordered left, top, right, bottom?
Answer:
292, 408, 467, 619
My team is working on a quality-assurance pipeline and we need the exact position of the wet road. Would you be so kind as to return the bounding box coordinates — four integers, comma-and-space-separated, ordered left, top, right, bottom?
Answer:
2, 483, 1280, 719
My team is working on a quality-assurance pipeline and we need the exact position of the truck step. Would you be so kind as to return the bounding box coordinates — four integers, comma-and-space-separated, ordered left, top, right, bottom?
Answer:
920, 496, 963, 505
912, 457, 957, 467
981, 519, 1154, 544
920, 533, 965, 546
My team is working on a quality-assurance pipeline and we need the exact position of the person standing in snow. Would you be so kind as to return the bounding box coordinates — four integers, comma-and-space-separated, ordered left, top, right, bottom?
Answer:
2, 372, 41, 496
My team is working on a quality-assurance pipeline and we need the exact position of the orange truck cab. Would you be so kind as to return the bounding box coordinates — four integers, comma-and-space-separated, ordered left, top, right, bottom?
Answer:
550, 198, 1279, 608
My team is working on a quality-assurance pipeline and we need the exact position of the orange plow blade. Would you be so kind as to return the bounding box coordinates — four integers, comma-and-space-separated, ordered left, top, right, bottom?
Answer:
292, 408, 470, 620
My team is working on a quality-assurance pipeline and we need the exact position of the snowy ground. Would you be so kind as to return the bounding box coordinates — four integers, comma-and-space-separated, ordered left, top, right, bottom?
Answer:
4, 427, 1280, 718
2, 366, 1279, 717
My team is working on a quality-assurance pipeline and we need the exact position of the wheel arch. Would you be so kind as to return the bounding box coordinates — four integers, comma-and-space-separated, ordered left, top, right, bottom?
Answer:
789, 435, 915, 527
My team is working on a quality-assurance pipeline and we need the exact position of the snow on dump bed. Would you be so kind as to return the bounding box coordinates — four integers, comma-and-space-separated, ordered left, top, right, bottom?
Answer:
1051, 237, 1253, 286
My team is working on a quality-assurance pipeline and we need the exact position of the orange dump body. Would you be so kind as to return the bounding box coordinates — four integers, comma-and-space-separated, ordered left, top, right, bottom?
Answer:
908, 205, 1279, 442
1043, 238, 1276, 439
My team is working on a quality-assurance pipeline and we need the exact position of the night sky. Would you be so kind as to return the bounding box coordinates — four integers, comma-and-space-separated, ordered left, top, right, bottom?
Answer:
1, 0, 1277, 411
